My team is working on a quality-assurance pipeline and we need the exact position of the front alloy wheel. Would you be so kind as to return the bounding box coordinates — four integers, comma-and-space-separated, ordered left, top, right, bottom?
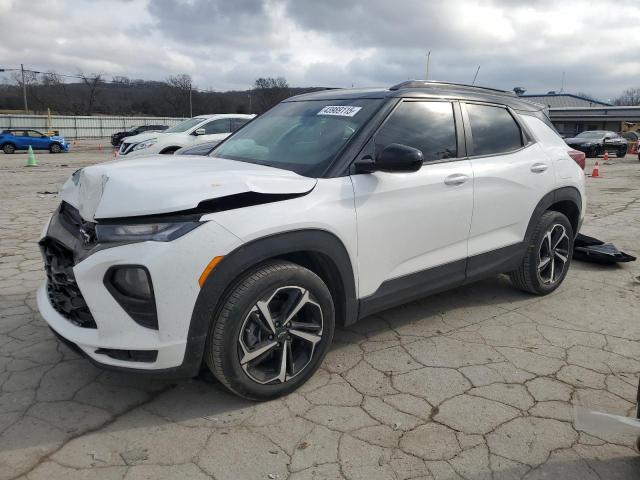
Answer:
537, 224, 570, 286
239, 286, 324, 385
204, 261, 335, 400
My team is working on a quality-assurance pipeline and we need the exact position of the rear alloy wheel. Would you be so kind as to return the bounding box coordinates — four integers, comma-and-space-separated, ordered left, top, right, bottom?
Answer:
536, 224, 571, 286
2, 144, 15, 154
510, 211, 574, 295
49, 143, 62, 153
204, 261, 334, 400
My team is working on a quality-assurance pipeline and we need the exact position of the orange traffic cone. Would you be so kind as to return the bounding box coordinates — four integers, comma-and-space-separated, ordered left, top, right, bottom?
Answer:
98, 143, 103, 151
603, 151, 609, 162
591, 160, 600, 178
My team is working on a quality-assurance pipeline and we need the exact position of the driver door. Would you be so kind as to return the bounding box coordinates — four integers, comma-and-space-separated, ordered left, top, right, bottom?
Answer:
196, 118, 232, 144
350, 100, 474, 310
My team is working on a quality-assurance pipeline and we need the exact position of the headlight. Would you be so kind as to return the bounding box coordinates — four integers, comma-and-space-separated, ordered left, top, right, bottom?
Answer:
132, 139, 157, 151
95, 221, 201, 243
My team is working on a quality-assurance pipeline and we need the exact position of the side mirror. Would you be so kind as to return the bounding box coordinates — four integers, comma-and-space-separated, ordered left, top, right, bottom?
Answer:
355, 143, 424, 173
194, 128, 206, 136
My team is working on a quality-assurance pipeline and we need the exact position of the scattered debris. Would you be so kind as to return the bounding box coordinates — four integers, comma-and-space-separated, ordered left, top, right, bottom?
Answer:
573, 233, 636, 264
267, 474, 278, 479
297, 441, 310, 450
36, 191, 57, 195
392, 422, 402, 431
378, 454, 385, 466
268, 449, 279, 454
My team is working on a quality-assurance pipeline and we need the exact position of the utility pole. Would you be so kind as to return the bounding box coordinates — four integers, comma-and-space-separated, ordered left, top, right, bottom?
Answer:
21, 64, 28, 113
425, 51, 431, 80
248, 87, 252, 114
189, 83, 193, 117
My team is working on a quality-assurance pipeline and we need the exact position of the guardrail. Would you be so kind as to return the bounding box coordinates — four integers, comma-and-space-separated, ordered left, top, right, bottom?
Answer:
0, 114, 186, 139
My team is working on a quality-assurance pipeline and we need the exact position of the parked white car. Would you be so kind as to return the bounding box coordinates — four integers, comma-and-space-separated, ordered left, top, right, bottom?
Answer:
118, 114, 254, 158
39, 81, 585, 400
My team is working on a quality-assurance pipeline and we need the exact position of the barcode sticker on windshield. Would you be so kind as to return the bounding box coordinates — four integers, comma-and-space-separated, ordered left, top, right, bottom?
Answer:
317, 106, 362, 117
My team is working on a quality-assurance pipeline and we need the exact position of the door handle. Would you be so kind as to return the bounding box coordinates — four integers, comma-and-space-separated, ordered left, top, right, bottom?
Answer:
444, 174, 469, 186
530, 163, 548, 173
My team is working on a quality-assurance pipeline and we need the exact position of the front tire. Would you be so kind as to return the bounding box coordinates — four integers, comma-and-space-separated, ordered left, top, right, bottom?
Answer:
49, 143, 62, 153
616, 147, 626, 158
510, 211, 574, 295
204, 261, 335, 400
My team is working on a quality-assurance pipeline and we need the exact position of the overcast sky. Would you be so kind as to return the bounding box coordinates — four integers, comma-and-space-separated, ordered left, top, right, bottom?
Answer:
1, 0, 639, 100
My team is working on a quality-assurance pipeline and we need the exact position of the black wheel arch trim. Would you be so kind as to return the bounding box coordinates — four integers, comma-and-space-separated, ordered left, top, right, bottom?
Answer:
524, 186, 582, 243
184, 229, 358, 376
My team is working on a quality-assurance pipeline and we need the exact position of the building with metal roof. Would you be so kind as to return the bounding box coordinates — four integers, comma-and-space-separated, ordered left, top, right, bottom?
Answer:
520, 93, 611, 108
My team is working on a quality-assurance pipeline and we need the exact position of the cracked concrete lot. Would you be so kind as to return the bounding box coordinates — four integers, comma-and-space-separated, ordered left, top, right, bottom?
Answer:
1, 145, 639, 479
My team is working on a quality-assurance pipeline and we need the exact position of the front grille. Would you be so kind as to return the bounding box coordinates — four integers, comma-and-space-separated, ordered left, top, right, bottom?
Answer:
42, 239, 97, 328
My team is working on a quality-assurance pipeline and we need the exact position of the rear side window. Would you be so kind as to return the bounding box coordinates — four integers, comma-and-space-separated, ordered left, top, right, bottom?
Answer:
203, 119, 231, 134
375, 101, 457, 161
466, 104, 523, 156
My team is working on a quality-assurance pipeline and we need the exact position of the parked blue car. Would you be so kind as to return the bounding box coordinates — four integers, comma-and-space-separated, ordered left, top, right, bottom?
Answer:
0, 129, 69, 154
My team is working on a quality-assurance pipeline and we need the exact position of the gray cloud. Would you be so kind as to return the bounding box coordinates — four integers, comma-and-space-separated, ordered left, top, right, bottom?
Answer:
0, 0, 638, 99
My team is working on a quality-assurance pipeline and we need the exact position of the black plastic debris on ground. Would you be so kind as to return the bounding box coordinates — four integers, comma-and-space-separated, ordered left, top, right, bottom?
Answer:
573, 233, 636, 264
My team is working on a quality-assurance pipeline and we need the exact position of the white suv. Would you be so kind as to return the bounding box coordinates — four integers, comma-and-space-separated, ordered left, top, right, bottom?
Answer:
38, 81, 585, 400
118, 114, 254, 158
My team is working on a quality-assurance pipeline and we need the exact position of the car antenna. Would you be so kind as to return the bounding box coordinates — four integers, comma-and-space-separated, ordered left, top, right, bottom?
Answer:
472, 65, 481, 86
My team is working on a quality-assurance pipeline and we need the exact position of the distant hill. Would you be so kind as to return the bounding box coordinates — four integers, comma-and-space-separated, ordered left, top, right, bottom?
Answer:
0, 80, 329, 117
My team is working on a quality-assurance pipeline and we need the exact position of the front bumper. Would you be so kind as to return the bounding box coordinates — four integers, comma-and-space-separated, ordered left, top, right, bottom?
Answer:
37, 204, 241, 373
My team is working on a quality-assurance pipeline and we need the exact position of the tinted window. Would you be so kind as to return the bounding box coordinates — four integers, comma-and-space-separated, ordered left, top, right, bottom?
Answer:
10, 130, 25, 136
374, 101, 457, 162
231, 118, 249, 132
203, 119, 231, 134
466, 104, 523, 156
27, 130, 44, 138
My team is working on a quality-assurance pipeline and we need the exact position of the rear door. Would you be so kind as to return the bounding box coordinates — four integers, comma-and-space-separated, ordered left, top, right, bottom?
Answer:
351, 100, 474, 301
463, 102, 556, 261
11, 130, 28, 149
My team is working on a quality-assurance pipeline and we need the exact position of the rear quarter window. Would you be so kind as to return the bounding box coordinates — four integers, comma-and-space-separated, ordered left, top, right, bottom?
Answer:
520, 115, 568, 148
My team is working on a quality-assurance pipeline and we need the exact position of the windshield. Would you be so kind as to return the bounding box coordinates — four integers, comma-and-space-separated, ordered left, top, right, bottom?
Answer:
211, 99, 383, 176
576, 131, 604, 139
165, 117, 206, 133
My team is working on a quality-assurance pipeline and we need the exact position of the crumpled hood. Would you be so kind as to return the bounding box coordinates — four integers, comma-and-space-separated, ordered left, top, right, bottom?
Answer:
50, 135, 66, 143
59, 155, 317, 221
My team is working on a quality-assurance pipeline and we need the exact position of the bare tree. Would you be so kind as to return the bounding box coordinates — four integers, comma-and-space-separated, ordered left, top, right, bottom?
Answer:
613, 88, 640, 106
253, 77, 290, 113
77, 72, 104, 115
164, 74, 192, 117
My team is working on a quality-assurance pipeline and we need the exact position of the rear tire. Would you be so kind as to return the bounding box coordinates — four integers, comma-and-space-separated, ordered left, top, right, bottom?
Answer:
2, 143, 15, 154
509, 211, 574, 295
204, 261, 335, 401
49, 143, 62, 153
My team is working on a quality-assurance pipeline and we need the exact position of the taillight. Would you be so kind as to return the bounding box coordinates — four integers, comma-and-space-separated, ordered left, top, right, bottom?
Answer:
568, 149, 586, 170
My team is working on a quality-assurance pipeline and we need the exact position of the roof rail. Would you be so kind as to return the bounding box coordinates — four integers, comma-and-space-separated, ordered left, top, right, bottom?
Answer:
389, 80, 515, 96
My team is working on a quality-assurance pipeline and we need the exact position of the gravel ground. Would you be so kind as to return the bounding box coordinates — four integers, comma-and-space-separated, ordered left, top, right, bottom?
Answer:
0, 146, 639, 480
